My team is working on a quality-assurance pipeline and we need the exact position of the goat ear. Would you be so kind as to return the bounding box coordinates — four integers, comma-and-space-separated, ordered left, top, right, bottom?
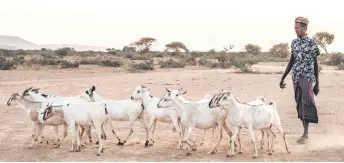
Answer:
91, 85, 96, 92
166, 88, 171, 93
181, 90, 187, 95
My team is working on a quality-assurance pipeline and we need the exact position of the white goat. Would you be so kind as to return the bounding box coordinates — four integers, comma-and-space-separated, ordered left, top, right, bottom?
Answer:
84, 86, 149, 147
157, 89, 231, 156
23, 87, 95, 145
41, 102, 109, 156
6, 93, 68, 149
213, 92, 290, 158
177, 94, 217, 146
131, 85, 184, 148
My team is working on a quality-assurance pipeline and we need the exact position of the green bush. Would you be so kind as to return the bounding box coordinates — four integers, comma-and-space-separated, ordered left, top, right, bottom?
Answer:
0, 56, 17, 70
100, 59, 123, 67
126, 60, 155, 73
60, 60, 79, 69
159, 59, 186, 68
327, 53, 344, 66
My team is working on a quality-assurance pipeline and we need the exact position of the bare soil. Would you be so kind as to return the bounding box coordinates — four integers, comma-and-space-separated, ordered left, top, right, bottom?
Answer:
0, 63, 343, 162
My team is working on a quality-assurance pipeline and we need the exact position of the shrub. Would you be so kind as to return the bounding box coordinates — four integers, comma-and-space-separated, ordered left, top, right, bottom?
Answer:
326, 53, 344, 66
159, 59, 186, 68
126, 60, 155, 73
155, 53, 165, 58
79, 59, 102, 65
0, 56, 17, 70
269, 42, 289, 58
55, 47, 74, 57
198, 58, 213, 67
60, 60, 79, 69
244, 43, 261, 55
338, 63, 344, 70
100, 59, 123, 67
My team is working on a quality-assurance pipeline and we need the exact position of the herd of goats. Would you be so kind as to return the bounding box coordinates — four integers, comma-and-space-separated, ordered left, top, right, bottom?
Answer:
6, 85, 291, 158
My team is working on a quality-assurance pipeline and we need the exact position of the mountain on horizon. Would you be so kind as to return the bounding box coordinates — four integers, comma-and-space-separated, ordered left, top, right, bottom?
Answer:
0, 35, 108, 51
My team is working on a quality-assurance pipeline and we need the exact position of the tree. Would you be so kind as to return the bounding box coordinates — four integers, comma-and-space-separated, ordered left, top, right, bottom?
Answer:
222, 44, 234, 54
312, 32, 334, 54
106, 48, 116, 55
122, 45, 136, 52
130, 37, 156, 54
244, 43, 261, 55
165, 41, 189, 53
269, 42, 289, 58
54, 47, 75, 57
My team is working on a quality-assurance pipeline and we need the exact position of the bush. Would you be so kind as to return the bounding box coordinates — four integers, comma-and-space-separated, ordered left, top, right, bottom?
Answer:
198, 58, 213, 67
100, 59, 123, 67
60, 60, 79, 69
338, 63, 344, 70
327, 53, 344, 66
244, 44, 261, 55
155, 53, 165, 58
159, 59, 186, 68
126, 60, 155, 73
269, 42, 289, 58
0, 56, 17, 70
79, 59, 102, 65
55, 47, 74, 57
39, 58, 60, 65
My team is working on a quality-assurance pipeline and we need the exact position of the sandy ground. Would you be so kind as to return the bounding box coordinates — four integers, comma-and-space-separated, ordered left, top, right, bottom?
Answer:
0, 63, 344, 162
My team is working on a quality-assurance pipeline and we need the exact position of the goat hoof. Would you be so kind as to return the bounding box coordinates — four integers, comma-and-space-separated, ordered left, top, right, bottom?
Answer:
96, 153, 100, 156
253, 156, 258, 159
89, 140, 92, 143
96, 141, 99, 145
28, 146, 33, 149
269, 152, 272, 155
211, 151, 216, 154
186, 152, 192, 156
226, 154, 231, 157
46, 141, 49, 144
238, 152, 243, 154
144, 140, 149, 147
117, 142, 124, 146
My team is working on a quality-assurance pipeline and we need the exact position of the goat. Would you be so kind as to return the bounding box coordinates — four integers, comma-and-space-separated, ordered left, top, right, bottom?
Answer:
23, 87, 95, 145
177, 94, 217, 146
157, 89, 231, 156
84, 86, 149, 147
131, 85, 183, 148
41, 102, 109, 156
6, 93, 68, 149
213, 92, 290, 158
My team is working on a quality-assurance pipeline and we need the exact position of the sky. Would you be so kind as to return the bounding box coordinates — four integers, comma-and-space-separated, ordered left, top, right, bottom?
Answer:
0, 0, 343, 52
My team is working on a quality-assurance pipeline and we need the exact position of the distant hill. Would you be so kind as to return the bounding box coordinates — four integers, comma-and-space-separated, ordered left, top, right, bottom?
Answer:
0, 35, 39, 50
0, 35, 108, 51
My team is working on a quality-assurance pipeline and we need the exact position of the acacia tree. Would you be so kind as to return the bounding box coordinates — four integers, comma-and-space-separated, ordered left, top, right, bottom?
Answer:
165, 41, 189, 53
313, 32, 335, 54
244, 43, 261, 55
130, 37, 156, 54
269, 42, 289, 58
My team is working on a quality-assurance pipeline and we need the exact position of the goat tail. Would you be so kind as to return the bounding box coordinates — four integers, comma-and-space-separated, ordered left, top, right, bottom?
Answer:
256, 96, 266, 103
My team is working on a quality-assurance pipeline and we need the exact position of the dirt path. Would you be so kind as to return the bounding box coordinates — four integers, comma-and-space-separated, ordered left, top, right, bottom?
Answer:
0, 65, 343, 161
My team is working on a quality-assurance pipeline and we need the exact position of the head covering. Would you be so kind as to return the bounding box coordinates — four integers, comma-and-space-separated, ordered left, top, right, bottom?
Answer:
295, 16, 309, 25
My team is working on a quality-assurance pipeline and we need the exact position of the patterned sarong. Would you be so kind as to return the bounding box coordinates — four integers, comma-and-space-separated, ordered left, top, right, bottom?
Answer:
293, 76, 319, 123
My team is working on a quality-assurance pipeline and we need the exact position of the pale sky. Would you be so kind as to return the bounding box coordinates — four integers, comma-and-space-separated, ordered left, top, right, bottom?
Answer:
0, 0, 343, 52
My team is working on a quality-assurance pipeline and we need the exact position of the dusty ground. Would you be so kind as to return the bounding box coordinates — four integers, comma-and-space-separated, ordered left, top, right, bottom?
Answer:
0, 63, 344, 162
